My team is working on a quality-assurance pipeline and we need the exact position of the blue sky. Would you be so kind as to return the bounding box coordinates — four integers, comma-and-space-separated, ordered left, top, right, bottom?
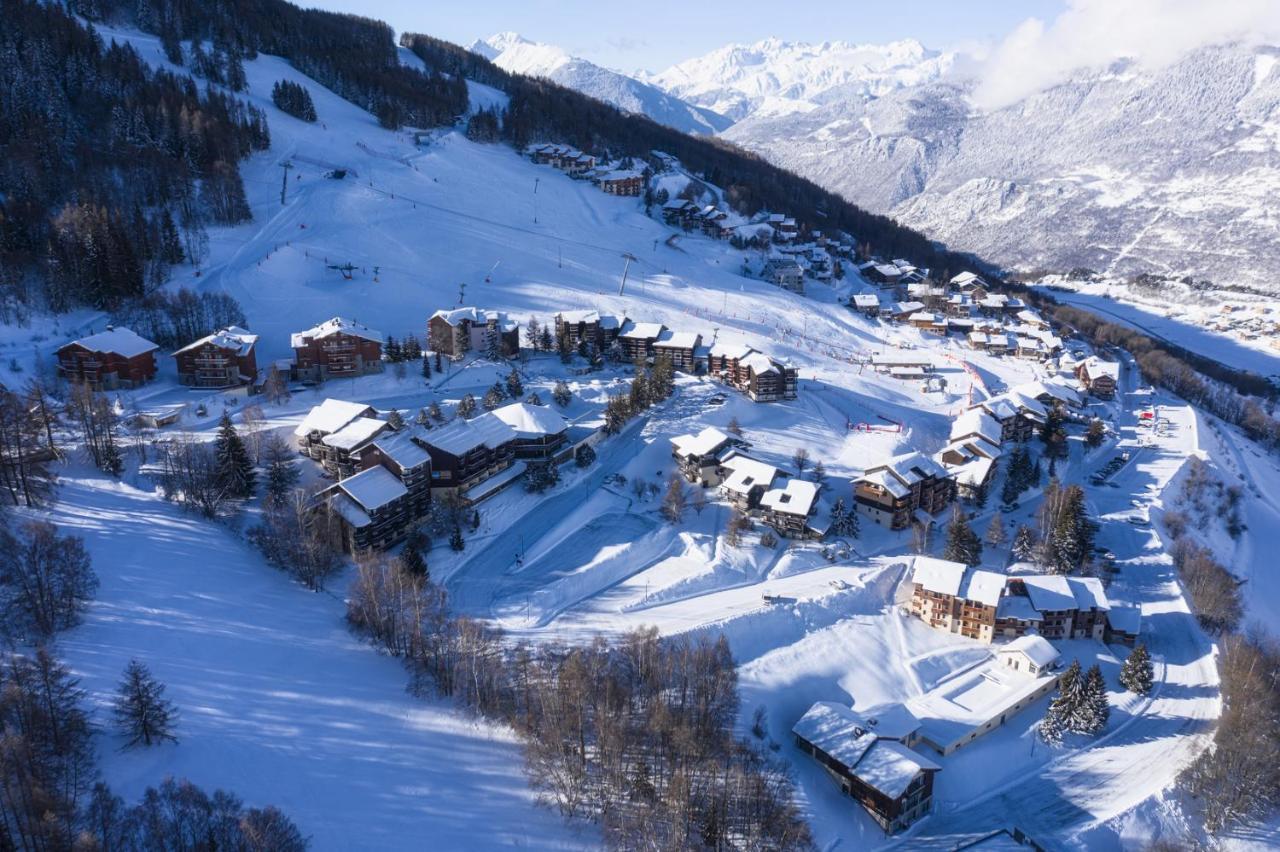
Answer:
308, 0, 1066, 71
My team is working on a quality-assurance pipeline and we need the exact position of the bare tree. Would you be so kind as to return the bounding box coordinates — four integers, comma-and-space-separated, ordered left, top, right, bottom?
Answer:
0, 520, 97, 639
791, 448, 809, 477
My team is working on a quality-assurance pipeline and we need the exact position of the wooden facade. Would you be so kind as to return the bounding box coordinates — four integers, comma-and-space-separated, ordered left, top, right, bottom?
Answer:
56, 327, 158, 390
172, 327, 258, 389
291, 318, 384, 381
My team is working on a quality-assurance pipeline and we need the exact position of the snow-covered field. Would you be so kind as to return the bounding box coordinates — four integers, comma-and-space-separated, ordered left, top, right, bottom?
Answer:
5, 23, 1274, 851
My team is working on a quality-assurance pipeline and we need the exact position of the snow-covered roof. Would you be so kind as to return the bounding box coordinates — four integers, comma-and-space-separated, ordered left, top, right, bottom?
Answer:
654, 330, 701, 350
873, 263, 902, 278
671, 426, 731, 459
173, 326, 257, 356
1020, 575, 1076, 613
911, 556, 967, 597
946, 455, 996, 488
431, 307, 513, 329
1000, 635, 1060, 669
322, 417, 388, 451
961, 569, 1007, 608
294, 399, 376, 437
600, 169, 643, 181
1019, 379, 1083, 407
861, 467, 911, 498
871, 351, 934, 367
995, 595, 1042, 622
489, 402, 566, 440
852, 703, 921, 742
907, 659, 1057, 751
720, 454, 782, 495
951, 409, 1003, 446
852, 294, 880, 307
291, 317, 383, 348
329, 493, 372, 528
338, 465, 407, 512
556, 309, 622, 329
740, 352, 780, 375
950, 271, 984, 287
1082, 356, 1121, 381
368, 429, 432, 470
869, 451, 949, 486
64, 327, 158, 358
619, 321, 665, 340
892, 301, 925, 315
792, 702, 877, 770
424, 413, 517, 457
851, 740, 940, 799
709, 340, 756, 360
759, 478, 819, 516
1068, 576, 1110, 612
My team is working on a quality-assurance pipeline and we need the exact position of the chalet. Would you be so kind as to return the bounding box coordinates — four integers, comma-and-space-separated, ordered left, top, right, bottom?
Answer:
320, 416, 391, 478
759, 478, 822, 538
1015, 337, 1044, 359
617, 321, 666, 362
985, 333, 1013, 356
652, 330, 702, 372
864, 263, 903, 286
419, 413, 518, 492
736, 352, 798, 402
428, 307, 520, 360
527, 143, 559, 164
908, 558, 1005, 643
355, 429, 432, 520
290, 317, 384, 382
852, 294, 881, 317
946, 294, 976, 317
1006, 574, 1110, 641
967, 331, 990, 351
969, 392, 1047, 443
1017, 310, 1049, 330
320, 465, 412, 552
488, 402, 568, 459
889, 301, 925, 322
56, 327, 159, 390
1104, 605, 1142, 647
1076, 357, 1120, 399
598, 170, 644, 196
671, 426, 738, 486
719, 454, 785, 511
554, 310, 625, 353
793, 702, 940, 834
948, 409, 1003, 454
949, 272, 989, 298
761, 256, 805, 294
978, 294, 1010, 315
1021, 379, 1084, 411
661, 198, 694, 225
870, 351, 935, 377
908, 312, 948, 335
172, 327, 258, 389
698, 206, 728, 236
767, 214, 799, 241
706, 341, 755, 377
853, 452, 956, 530
294, 399, 379, 465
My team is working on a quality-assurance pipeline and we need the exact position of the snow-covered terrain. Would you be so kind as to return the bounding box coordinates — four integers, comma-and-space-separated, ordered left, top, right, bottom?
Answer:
469, 32, 731, 135
5, 20, 1274, 851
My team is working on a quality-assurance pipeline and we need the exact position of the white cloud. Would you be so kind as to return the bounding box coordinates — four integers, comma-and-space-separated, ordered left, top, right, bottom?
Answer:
971, 0, 1280, 111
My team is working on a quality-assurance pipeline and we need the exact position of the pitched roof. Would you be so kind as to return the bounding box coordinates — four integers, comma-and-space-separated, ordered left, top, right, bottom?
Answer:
488, 402, 567, 440
338, 465, 407, 512
294, 399, 377, 437
1068, 576, 1110, 612
995, 595, 1042, 622
368, 429, 432, 470
1020, 574, 1076, 612
851, 740, 940, 799
961, 569, 1007, 608
618, 321, 665, 340
654, 330, 701, 350
424, 413, 517, 457
792, 702, 877, 770
290, 317, 383, 348
1001, 635, 1060, 669
64, 327, 158, 358
671, 426, 732, 459
322, 417, 388, 451
951, 409, 1003, 446
719, 454, 783, 495
759, 478, 819, 516
172, 326, 257, 356
911, 556, 967, 598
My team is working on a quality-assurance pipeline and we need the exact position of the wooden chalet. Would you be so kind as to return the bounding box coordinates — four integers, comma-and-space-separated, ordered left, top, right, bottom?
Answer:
172, 327, 258, 389
968, 392, 1047, 443
598, 170, 644, 196
291, 317, 384, 381
320, 465, 413, 553
718, 454, 786, 511
661, 198, 694, 225
854, 452, 956, 530
761, 256, 805, 294
1076, 356, 1120, 399
617, 320, 666, 362
56, 326, 159, 390
428, 307, 520, 360
707, 342, 797, 402
489, 402, 568, 459
671, 426, 739, 486
294, 399, 379, 468
355, 429, 433, 522
852, 294, 881, 317
554, 310, 624, 353
908, 557, 1006, 643
759, 478, 822, 539
793, 702, 939, 834
419, 413, 518, 492
652, 330, 702, 372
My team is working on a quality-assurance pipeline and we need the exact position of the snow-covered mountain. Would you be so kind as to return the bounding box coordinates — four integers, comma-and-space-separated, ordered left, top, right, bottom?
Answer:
469, 32, 731, 135
699, 42, 1280, 291
642, 37, 955, 121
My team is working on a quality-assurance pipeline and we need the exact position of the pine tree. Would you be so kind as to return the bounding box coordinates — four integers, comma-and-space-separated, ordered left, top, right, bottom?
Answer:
483, 383, 505, 411
428, 401, 444, 422
449, 525, 465, 551
525, 317, 542, 349
399, 529, 429, 579
435, 350, 443, 372
811, 460, 826, 486
114, 660, 178, 748
422, 353, 432, 380
1039, 700, 1065, 746
1012, 524, 1039, 562
386, 409, 405, 430
505, 367, 523, 399
402, 336, 421, 361
159, 208, 185, 264
262, 434, 299, 508
416, 408, 430, 426
1085, 419, 1106, 448
575, 444, 596, 468
456, 394, 477, 419
485, 331, 503, 362
552, 381, 571, 407
1041, 659, 1082, 745
1070, 664, 1110, 735
386, 336, 402, 363
830, 497, 860, 538
1119, 643, 1154, 695
214, 412, 255, 498
943, 506, 982, 566
539, 327, 555, 353
526, 391, 543, 406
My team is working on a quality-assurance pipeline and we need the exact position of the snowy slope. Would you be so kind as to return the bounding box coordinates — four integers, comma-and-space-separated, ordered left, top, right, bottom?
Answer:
469, 32, 731, 134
